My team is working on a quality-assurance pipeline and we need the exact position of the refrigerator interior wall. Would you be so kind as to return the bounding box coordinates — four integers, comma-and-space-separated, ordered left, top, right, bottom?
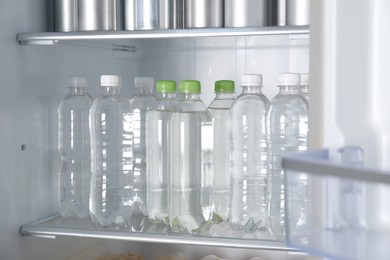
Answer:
310, 0, 390, 169
1, 0, 309, 259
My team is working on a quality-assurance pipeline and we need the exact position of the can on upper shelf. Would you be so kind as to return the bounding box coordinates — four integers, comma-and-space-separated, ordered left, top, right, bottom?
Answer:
53, 0, 78, 32
124, 0, 184, 30
225, 0, 268, 27
78, 0, 117, 31
184, 0, 223, 28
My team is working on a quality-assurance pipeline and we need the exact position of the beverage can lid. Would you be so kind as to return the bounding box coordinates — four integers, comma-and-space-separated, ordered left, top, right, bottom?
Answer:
135, 77, 154, 88
179, 80, 201, 94
156, 80, 177, 93
278, 73, 300, 86
215, 80, 235, 93
69, 76, 88, 88
101, 75, 121, 87
241, 74, 263, 87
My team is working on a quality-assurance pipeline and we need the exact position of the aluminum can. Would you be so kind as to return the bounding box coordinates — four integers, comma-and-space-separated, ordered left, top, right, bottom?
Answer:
269, 0, 286, 26
135, 0, 159, 30
184, 0, 223, 28
124, 0, 135, 30
173, 0, 184, 29
225, 0, 268, 27
116, 0, 124, 30
287, 0, 309, 26
79, 0, 117, 31
53, 0, 78, 32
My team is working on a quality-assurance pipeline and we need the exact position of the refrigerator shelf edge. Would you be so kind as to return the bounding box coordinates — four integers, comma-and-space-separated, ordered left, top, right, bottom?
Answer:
17, 26, 309, 45
20, 215, 296, 251
282, 149, 390, 185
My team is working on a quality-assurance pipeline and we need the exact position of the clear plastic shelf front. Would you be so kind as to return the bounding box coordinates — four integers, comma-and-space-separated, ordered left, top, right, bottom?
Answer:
283, 147, 390, 260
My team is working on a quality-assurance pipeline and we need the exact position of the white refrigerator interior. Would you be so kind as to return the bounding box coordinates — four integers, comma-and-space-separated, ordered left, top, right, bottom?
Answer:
0, 0, 316, 259
311, 0, 390, 231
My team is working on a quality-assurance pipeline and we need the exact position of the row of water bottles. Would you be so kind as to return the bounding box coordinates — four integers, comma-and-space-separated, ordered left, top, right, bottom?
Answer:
57, 72, 308, 238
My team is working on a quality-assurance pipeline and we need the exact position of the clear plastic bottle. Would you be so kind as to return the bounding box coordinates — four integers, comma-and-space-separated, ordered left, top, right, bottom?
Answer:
89, 75, 133, 227
266, 72, 308, 240
208, 80, 235, 221
229, 74, 270, 232
300, 73, 309, 103
169, 80, 213, 234
129, 77, 156, 231
58, 76, 93, 219
146, 80, 177, 225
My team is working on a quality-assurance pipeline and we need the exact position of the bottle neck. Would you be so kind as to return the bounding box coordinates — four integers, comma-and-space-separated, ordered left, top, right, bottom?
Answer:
69, 86, 88, 95
214, 92, 235, 100
301, 85, 309, 95
241, 86, 262, 94
102, 86, 121, 95
156, 92, 176, 100
278, 85, 301, 95
180, 92, 200, 101
136, 87, 153, 95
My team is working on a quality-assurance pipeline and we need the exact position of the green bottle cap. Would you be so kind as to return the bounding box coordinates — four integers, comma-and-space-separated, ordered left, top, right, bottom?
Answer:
179, 80, 201, 94
156, 80, 177, 93
214, 80, 235, 93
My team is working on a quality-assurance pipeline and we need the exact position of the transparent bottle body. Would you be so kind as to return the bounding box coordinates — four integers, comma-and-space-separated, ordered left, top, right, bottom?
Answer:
266, 85, 308, 240
229, 87, 270, 232
89, 87, 133, 227
58, 87, 93, 219
208, 92, 234, 221
129, 88, 156, 230
169, 93, 213, 234
146, 92, 177, 225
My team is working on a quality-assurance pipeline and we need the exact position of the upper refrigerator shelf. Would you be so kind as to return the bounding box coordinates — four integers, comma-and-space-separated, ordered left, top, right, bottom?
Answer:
17, 26, 309, 45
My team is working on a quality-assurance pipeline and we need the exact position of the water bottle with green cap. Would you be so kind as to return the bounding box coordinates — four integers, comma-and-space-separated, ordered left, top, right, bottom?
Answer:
208, 80, 235, 222
146, 80, 177, 226
169, 80, 214, 234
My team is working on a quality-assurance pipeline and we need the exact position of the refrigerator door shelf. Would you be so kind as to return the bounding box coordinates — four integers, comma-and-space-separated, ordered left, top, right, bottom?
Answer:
283, 147, 390, 260
17, 26, 309, 45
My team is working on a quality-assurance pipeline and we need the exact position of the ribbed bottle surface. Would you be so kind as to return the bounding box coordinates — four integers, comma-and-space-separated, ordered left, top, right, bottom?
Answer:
208, 80, 235, 221
229, 74, 270, 232
146, 81, 177, 225
169, 80, 213, 234
129, 77, 156, 231
89, 75, 133, 227
58, 78, 92, 219
266, 73, 308, 240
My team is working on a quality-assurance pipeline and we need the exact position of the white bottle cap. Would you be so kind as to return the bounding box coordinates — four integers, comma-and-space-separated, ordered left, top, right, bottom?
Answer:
68, 76, 88, 87
300, 73, 309, 86
278, 72, 300, 86
101, 75, 121, 87
135, 77, 154, 88
240, 74, 263, 87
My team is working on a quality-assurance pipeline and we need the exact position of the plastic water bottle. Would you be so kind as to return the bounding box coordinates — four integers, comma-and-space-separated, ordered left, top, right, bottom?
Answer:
129, 77, 156, 231
146, 80, 177, 225
89, 75, 133, 227
229, 74, 270, 233
300, 73, 309, 102
208, 80, 235, 221
170, 80, 213, 234
58, 76, 93, 219
266, 72, 308, 240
